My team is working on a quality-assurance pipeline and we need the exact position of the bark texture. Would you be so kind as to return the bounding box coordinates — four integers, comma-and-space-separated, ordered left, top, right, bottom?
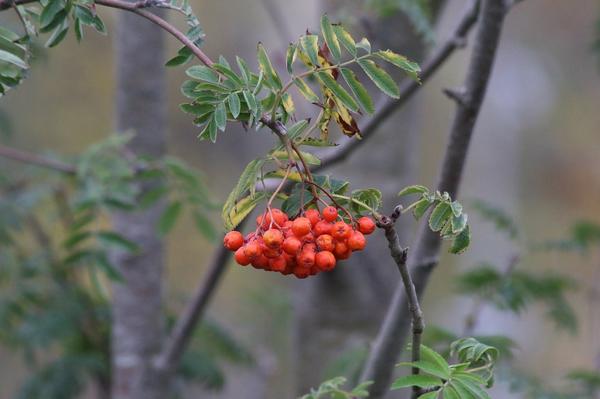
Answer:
111, 9, 169, 399
360, 1, 508, 397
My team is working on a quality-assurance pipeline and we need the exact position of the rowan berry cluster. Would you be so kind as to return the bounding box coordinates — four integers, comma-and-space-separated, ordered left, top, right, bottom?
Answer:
223, 206, 376, 279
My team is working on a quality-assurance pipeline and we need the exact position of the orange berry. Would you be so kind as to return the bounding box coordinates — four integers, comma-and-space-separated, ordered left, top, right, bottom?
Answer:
269, 256, 287, 272
293, 266, 311, 279
303, 242, 317, 253
244, 241, 262, 260
315, 251, 336, 271
282, 236, 302, 255
348, 231, 366, 251
334, 241, 351, 259
331, 221, 352, 241
234, 247, 251, 266
314, 220, 332, 236
305, 208, 321, 227
358, 217, 376, 235
297, 250, 315, 268
263, 228, 284, 249
256, 213, 271, 229
262, 245, 281, 259
270, 208, 288, 226
316, 234, 335, 252
302, 231, 315, 243
223, 231, 244, 251
322, 206, 338, 222
292, 217, 312, 237
251, 254, 269, 269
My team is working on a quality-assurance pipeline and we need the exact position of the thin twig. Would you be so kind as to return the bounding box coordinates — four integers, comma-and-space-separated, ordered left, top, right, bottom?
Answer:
378, 216, 423, 399
0, 144, 76, 174
359, 1, 511, 397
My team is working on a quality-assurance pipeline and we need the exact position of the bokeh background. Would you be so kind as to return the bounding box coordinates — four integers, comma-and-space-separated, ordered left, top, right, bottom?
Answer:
1, 0, 600, 398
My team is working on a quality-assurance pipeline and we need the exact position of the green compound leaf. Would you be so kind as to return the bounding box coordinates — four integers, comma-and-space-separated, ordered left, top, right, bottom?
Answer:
358, 58, 400, 98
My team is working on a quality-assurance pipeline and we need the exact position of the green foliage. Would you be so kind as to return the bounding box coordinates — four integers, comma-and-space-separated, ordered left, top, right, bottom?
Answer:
0, 135, 239, 397
535, 220, 600, 253
393, 339, 498, 398
180, 14, 419, 144
398, 185, 470, 253
456, 263, 577, 332
300, 377, 373, 399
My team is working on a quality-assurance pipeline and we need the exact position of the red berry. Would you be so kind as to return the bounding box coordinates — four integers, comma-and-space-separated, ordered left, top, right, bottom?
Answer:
251, 254, 269, 269
234, 247, 251, 266
303, 242, 317, 253
282, 236, 302, 255
348, 231, 366, 251
263, 228, 284, 249
293, 266, 311, 279
223, 231, 244, 251
316, 234, 335, 252
305, 208, 321, 227
297, 250, 315, 268
270, 208, 288, 226
262, 245, 281, 259
292, 217, 312, 237
334, 241, 351, 259
322, 206, 338, 222
331, 221, 352, 241
269, 256, 287, 272
302, 231, 315, 243
358, 217, 376, 235
244, 241, 262, 260
315, 251, 336, 271
256, 213, 271, 229
314, 220, 332, 236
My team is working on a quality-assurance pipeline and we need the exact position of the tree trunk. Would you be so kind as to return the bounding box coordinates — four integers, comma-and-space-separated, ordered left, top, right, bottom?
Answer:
110, 9, 169, 399
293, 2, 443, 394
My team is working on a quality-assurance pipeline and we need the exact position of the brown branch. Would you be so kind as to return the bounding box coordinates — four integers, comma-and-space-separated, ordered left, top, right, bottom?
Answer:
378, 216, 423, 398
359, 0, 511, 397
0, 144, 76, 174
155, 219, 246, 374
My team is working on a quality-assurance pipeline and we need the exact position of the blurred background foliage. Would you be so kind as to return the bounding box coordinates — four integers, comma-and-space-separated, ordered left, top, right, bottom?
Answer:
1, 0, 600, 398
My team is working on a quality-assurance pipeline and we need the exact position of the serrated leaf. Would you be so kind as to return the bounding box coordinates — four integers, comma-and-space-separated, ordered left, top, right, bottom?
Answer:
321, 15, 341, 61
298, 137, 338, 147
316, 71, 359, 112
333, 24, 356, 56
159, 201, 183, 235
222, 159, 265, 226
281, 92, 295, 115
376, 50, 421, 81
449, 381, 477, 399
214, 102, 227, 131
358, 58, 399, 98
286, 119, 310, 140
450, 224, 470, 254
299, 34, 320, 66
212, 63, 244, 87
452, 375, 491, 399
420, 345, 451, 378
398, 184, 429, 197
340, 67, 374, 114
40, 0, 64, 29
223, 192, 267, 230
413, 198, 434, 219
293, 78, 319, 103
286, 43, 296, 74
45, 21, 69, 48
242, 90, 258, 115
429, 202, 452, 232
180, 103, 214, 116
257, 42, 282, 89
227, 92, 241, 118
391, 374, 442, 390
186, 65, 219, 83
0, 49, 28, 69
400, 361, 449, 380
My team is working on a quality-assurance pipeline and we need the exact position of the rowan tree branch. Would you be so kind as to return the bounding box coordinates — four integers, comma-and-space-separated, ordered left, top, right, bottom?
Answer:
0, 144, 76, 174
359, 0, 511, 397
377, 215, 424, 399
